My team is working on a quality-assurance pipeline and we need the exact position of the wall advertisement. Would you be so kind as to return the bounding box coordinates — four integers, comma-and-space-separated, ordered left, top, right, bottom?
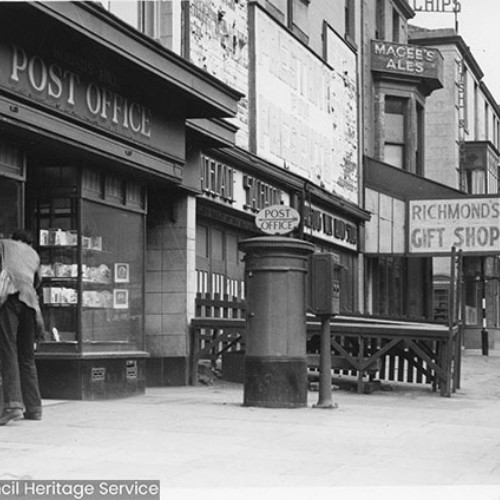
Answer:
252, 7, 358, 204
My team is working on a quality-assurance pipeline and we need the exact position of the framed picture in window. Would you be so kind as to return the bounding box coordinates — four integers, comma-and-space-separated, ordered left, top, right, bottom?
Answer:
114, 263, 129, 283
113, 289, 129, 309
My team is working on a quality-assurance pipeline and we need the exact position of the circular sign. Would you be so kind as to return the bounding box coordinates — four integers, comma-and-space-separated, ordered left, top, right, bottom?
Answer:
255, 205, 301, 235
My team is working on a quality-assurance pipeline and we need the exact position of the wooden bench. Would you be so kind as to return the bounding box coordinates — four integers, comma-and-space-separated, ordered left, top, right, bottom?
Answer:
190, 297, 461, 396
307, 353, 382, 393
306, 354, 381, 375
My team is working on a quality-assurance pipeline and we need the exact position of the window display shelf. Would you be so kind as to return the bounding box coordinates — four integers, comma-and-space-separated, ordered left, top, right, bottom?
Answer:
82, 282, 113, 287
39, 245, 78, 250
42, 277, 78, 282
42, 301, 78, 307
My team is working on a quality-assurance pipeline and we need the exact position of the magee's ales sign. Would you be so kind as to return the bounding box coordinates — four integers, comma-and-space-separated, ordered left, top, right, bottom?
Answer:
371, 41, 443, 82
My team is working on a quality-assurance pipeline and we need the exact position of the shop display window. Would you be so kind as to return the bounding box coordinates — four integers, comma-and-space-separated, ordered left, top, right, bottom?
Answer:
28, 166, 146, 353
80, 201, 143, 344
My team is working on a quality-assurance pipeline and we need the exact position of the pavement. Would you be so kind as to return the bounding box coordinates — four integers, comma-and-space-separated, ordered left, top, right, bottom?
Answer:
1, 350, 500, 500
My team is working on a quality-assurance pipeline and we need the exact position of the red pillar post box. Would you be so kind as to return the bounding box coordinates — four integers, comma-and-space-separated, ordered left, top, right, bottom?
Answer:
238, 236, 315, 408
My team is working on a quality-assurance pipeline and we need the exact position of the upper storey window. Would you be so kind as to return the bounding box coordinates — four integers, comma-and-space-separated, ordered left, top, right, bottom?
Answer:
376, 0, 385, 40
266, 0, 311, 44
100, 1, 140, 29
139, 1, 176, 51
383, 95, 424, 176
345, 0, 355, 45
101, 1, 178, 53
374, 1, 403, 43
384, 96, 407, 170
392, 8, 400, 43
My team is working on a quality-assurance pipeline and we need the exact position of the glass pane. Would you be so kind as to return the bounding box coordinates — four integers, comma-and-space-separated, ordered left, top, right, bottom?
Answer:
267, 0, 287, 19
32, 166, 78, 190
81, 200, 144, 346
339, 252, 354, 313
292, 0, 308, 31
385, 258, 396, 316
226, 232, 238, 264
37, 199, 79, 343
384, 144, 404, 169
393, 258, 404, 316
82, 169, 104, 200
378, 259, 387, 315
107, 1, 140, 29
0, 140, 24, 178
0, 177, 20, 238
385, 97, 405, 114
470, 169, 486, 194
212, 228, 224, 262
385, 113, 405, 142
105, 175, 124, 205
196, 225, 208, 258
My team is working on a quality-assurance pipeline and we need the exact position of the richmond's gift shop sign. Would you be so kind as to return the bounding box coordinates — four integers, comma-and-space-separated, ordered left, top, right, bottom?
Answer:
408, 197, 500, 254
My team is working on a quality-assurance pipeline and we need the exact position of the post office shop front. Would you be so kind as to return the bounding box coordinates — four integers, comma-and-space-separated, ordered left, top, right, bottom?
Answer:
0, 2, 240, 399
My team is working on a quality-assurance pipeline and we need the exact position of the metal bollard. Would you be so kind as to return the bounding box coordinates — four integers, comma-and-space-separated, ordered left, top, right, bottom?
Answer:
481, 328, 489, 356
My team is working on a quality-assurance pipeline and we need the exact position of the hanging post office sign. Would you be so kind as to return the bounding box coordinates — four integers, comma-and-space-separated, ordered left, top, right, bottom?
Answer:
255, 205, 300, 236
408, 197, 500, 254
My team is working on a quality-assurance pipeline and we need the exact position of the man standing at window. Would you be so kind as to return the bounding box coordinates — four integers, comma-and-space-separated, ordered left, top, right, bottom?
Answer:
0, 229, 44, 425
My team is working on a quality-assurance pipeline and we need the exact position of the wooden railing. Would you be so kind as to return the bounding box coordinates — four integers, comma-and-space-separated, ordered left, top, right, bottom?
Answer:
190, 293, 246, 383
190, 294, 461, 396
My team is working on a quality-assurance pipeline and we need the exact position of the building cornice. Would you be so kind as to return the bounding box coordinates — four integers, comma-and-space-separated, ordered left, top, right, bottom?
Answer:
25, 1, 243, 119
211, 146, 371, 222
394, 0, 415, 20
409, 27, 484, 81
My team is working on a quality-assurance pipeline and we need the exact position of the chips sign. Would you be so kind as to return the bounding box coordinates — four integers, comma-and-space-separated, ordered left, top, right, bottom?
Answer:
255, 205, 300, 235
411, 0, 461, 13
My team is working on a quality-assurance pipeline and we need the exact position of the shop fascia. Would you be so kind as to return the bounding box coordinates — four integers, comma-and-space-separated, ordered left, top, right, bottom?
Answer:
7, 44, 152, 139
303, 204, 358, 251
200, 154, 288, 213
199, 154, 358, 251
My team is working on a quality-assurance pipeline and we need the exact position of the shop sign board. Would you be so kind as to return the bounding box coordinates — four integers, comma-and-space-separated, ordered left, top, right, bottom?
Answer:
411, 0, 461, 12
199, 154, 290, 213
255, 205, 300, 235
371, 41, 442, 82
199, 155, 359, 250
0, 41, 184, 158
303, 204, 358, 252
408, 197, 500, 254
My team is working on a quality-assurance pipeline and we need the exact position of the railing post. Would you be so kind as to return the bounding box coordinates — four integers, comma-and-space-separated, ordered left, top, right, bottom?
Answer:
357, 335, 365, 394
190, 325, 200, 386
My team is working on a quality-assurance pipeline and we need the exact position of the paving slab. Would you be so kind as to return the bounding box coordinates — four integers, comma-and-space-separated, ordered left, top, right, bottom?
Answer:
0, 351, 500, 500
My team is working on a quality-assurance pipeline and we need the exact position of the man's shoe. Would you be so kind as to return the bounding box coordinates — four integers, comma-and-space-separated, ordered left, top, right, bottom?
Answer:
23, 411, 42, 421
0, 409, 23, 426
